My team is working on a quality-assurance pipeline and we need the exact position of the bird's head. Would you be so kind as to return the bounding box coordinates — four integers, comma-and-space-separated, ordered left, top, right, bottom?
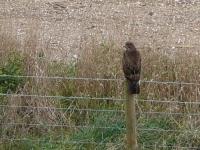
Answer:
124, 41, 134, 50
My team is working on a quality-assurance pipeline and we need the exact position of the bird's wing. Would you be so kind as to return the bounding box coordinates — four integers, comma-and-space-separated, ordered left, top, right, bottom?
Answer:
122, 51, 141, 82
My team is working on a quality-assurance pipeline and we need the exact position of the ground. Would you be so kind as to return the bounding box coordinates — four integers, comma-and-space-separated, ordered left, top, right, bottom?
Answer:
1, 0, 200, 61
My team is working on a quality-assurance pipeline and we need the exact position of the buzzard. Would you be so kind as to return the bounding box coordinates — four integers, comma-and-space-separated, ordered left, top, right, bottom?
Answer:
122, 41, 141, 94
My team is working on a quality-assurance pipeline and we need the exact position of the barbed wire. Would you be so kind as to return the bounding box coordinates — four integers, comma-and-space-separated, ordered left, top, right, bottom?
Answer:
0, 93, 124, 101
0, 74, 199, 86
1, 105, 200, 116
139, 99, 200, 105
3, 123, 125, 130
2, 138, 119, 145
0, 105, 124, 113
143, 145, 200, 149
1, 93, 200, 105
2, 122, 200, 134
0, 75, 122, 82
1, 75, 200, 149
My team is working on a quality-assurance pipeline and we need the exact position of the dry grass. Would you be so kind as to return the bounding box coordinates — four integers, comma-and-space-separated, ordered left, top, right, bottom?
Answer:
1, 1, 200, 149
1, 27, 200, 149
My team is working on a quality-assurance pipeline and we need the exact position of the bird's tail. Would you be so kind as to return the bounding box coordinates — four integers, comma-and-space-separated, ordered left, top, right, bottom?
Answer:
127, 80, 140, 94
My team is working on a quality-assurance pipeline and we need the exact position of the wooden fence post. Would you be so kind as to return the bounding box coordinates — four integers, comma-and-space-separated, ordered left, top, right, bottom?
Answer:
124, 79, 137, 150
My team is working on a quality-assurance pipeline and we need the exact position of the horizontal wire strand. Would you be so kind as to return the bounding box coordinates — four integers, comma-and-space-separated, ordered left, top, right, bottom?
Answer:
1, 93, 200, 105
1, 105, 200, 116
2, 122, 200, 134
0, 74, 199, 85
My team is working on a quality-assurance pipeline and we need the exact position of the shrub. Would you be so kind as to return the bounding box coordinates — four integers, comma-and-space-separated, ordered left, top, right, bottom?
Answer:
0, 51, 28, 93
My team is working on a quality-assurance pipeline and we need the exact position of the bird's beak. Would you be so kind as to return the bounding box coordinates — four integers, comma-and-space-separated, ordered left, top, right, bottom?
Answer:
122, 45, 126, 50
123, 45, 127, 50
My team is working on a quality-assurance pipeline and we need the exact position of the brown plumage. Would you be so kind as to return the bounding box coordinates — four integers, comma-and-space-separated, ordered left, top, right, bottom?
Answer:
122, 41, 141, 94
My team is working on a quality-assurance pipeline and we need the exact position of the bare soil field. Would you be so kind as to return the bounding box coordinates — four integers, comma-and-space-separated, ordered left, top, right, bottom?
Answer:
1, 0, 200, 61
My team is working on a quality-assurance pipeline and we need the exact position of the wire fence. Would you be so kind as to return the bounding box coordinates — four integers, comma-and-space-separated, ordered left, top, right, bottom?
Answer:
0, 75, 200, 149
1, 74, 200, 86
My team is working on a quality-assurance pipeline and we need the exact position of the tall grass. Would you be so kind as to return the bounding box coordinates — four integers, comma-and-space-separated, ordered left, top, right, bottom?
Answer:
1, 17, 200, 150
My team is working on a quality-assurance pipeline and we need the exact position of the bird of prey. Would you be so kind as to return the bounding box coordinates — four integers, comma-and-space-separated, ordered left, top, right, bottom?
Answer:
122, 41, 141, 94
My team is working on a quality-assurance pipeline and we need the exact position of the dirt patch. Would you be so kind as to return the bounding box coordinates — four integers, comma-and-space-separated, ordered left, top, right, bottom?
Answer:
1, 0, 200, 61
